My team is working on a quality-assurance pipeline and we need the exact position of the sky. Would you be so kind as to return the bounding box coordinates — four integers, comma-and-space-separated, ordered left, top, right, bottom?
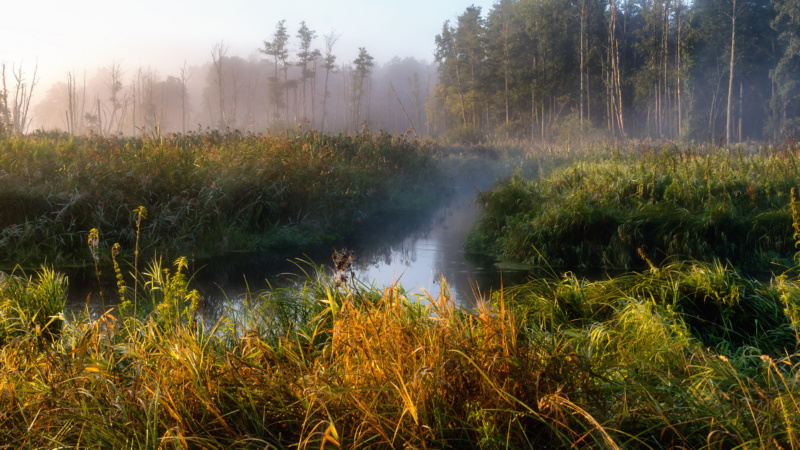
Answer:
2, 0, 497, 91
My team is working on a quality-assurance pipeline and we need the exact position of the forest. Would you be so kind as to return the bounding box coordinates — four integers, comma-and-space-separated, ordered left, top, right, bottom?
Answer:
2, 0, 800, 144
434, 0, 800, 143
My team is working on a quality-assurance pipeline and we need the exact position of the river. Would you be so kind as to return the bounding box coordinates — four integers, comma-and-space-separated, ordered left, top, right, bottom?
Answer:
63, 166, 523, 318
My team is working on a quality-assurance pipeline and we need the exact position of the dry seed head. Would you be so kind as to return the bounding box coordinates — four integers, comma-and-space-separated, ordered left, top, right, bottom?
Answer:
88, 228, 100, 260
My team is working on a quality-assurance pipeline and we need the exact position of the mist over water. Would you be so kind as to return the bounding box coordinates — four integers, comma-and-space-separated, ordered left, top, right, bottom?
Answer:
352, 176, 494, 305
62, 165, 518, 318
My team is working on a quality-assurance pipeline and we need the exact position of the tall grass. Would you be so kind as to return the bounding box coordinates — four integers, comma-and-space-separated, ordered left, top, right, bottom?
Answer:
2, 256, 800, 447
0, 266, 66, 344
0, 130, 439, 267
468, 142, 800, 269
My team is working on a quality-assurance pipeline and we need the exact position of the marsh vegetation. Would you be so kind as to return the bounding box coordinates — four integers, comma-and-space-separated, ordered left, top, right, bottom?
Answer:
2, 246, 800, 447
2, 134, 800, 447
468, 142, 800, 271
0, 131, 438, 268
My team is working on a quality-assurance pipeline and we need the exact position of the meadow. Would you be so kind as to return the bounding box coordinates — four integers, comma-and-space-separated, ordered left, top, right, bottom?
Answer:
2, 136, 800, 448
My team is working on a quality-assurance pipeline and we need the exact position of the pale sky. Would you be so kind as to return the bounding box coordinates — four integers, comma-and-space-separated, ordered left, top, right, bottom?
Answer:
3, 0, 497, 90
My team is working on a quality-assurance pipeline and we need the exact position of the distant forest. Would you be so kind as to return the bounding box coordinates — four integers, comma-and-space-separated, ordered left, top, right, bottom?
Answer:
3, 0, 800, 143
434, 0, 799, 143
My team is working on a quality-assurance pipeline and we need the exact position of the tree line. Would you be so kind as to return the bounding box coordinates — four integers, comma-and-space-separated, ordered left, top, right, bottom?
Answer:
15, 21, 434, 138
433, 0, 800, 143
6, 0, 800, 144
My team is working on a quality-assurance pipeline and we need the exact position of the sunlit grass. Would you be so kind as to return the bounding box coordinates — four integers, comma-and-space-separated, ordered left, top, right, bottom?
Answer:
1, 257, 799, 447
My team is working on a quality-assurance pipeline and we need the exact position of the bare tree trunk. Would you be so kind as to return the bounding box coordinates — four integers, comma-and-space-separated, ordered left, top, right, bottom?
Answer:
441, 78, 448, 136
0, 64, 9, 131
580, 0, 586, 127
541, 102, 545, 143
310, 58, 317, 128
609, 0, 626, 137
105, 62, 124, 135
7, 62, 40, 134
677, 0, 683, 136
212, 41, 229, 130
587, 66, 591, 124
284, 64, 290, 124
738, 81, 743, 142
390, 82, 417, 137
132, 78, 137, 135
663, 0, 670, 137
322, 67, 331, 132
532, 90, 536, 142
342, 64, 348, 132
500, 8, 510, 136
96, 97, 102, 135
66, 71, 77, 134
726, 0, 736, 145
447, 32, 468, 127
366, 75, 372, 130
606, 66, 611, 132
179, 61, 191, 134
81, 71, 87, 133
425, 66, 432, 136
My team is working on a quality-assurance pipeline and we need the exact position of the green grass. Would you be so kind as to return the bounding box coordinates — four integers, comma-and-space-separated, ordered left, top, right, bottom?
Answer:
0, 266, 66, 344
0, 130, 440, 268
467, 142, 800, 270
1, 256, 799, 448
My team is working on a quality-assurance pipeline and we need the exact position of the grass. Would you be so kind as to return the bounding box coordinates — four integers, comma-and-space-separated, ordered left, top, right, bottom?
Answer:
0, 130, 440, 268
467, 141, 800, 270
5, 136, 800, 447
0, 266, 66, 345
1, 254, 799, 447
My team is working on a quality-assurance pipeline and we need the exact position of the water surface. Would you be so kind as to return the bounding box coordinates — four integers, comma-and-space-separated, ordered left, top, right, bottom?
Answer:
65, 169, 520, 317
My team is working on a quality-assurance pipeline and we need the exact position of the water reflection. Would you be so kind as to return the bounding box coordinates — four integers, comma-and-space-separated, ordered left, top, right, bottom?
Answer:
351, 184, 497, 306
64, 171, 521, 318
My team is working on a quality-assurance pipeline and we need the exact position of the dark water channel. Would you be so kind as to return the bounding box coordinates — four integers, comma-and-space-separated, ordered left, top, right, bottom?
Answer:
64, 170, 525, 318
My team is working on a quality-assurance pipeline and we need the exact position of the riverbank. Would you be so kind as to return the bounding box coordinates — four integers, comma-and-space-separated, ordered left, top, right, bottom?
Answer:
0, 131, 440, 269
467, 142, 800, 271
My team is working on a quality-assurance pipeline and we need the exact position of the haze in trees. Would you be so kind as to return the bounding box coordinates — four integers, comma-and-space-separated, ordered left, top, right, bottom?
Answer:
8, 1, 800, 143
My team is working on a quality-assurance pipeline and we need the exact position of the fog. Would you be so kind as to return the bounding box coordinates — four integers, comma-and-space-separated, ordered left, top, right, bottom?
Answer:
5, 0, 800, 142
28, 52, 437, 136
3, 0, 494, 135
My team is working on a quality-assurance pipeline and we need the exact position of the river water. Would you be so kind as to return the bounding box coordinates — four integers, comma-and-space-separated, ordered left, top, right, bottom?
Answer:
64, 168, 522, 317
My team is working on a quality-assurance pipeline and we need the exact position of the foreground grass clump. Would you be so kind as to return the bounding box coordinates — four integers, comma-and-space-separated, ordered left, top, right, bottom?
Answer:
468, 143, 800, 269
0, 266, 66, 344
2, 259, 800, 447
0, 130, 438, 266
